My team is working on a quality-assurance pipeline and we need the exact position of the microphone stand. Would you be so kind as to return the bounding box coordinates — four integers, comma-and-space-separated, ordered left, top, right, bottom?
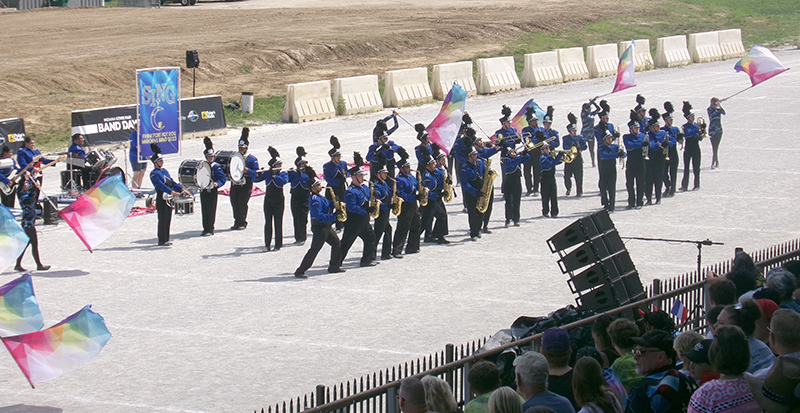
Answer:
621, 236, 724, 278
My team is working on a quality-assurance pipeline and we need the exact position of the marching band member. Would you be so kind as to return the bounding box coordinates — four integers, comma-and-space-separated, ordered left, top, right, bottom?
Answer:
624, 111, 646, 209
541, 106, 561, 150
366, 131, 399, 182
414, 123, 432, 172
129, 130, 147, 189
680, 101, 702, 191
294, 178, 345, 278
451, 112, 473, 187
562, 113, 587, 197
14, 169, 50, 272
634, 94, 649, 132
67, 133, 91, 190
200, 137, 226, 236
391, 147, 421, 257
593, 100, 617, 155
1, 146, 17, 208
501, 143, 529, 227
661, 102, 680, 198
494, 105, 520, 146
230, 127, 258, 230
372, 153, 394, 260
289, 147, 316, 245
597, 131, 625, 212
432, 144, 450, 242
420, 145, 448, 244
149, 143, 183, 246
324, 135, 349, 231
256, 146, 289, 252
521, 107, 543, 196
580, 97, 601, 167
707, 97, 726, 169
461, 146, 485, 241
372, 110, 399, 142
476, 137, 500, 234
644, 109, 667, 206
539, 142, 562, 218
339, 152, 378, 267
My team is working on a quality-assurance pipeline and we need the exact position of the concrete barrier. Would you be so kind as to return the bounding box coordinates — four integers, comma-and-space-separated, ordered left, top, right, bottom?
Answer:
383, 67, 433, 108
521, 51, 563, 87
432, 61, 476, 100
718, 29, 746, 59
655, 35, 692, 68
332, 75, 382, 116
476, 56, 520, 94
618, 39, 654, 71
688, 31, 723, 63
557, 47, 590, 82
281, 80, 335, 123
586, 44, 618, 78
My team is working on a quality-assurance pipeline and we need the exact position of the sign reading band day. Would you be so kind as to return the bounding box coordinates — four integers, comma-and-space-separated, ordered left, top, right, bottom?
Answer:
136, 67, 181, 162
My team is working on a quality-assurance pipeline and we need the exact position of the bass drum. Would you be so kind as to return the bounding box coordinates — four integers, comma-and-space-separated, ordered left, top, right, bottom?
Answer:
215, 150, 246, 185
178, 159, 212, 190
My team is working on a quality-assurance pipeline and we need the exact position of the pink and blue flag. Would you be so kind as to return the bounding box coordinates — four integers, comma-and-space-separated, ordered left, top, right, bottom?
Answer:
0, 205, 29, 273
511, 99, 546, 133
2, 305, 111, 387
670, 299, 689, 324
59, 174, 136, 251
426, 83, 467, 155
735, 45, 788, 86
612, 41, 636, 93
0, 273, 44, 337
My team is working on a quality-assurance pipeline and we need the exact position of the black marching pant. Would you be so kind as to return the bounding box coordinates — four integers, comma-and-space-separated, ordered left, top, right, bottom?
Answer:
681, 143, 701, 189
504, 178, 522, 223
421, 198, 447, 240
373, 208, 393, 259
296, 222, 341, 274
340, 213, 377, 265
481, 190, 494, 229
626, 161, 645, 207
663, 146, 679, 195
540, 169, 559, 216
263, 198, 284, 249
392, 201, 421, 254
587, 139, 596, 167
563, 160, 583, 195
710, 133, 722, 167
156, 190, 172, 245
524, 153, 541, 193
332, 185, 346, 231
200, 188, 218, 234
290, 189, 309, 242
230, 179, 252, 228
464, 192, 483, 238
598, 159, 617, 210
645, 155, 664, 204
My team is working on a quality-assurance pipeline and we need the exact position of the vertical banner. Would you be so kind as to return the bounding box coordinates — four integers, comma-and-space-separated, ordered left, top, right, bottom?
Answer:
136, 67, 181, 162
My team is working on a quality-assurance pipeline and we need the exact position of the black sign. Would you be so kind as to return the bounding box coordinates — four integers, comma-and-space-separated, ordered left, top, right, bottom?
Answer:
72, 104, 137, 147
0, 118, 27, 154
181, 95, 226, 135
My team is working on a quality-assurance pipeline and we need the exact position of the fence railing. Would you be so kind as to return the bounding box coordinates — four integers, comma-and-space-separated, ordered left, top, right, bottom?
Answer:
257, 238, 800, 413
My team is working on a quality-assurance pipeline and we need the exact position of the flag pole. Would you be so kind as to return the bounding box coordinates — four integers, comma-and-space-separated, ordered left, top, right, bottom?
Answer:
722, 85, 754, 101
395, 113, 416, 129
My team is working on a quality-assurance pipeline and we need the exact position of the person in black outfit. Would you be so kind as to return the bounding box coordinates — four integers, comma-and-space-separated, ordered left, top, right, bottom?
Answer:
294, 178, 344, 278
289, 147, 315, 245
200, 137, 227, 236
339, 152, 378, 267
539, 144, 563, 218
680, 101, 703, 191
149, 143, 184, 246
623, 110, 646, 209
644, 108, 667, 206
230, 127, 259, 230
372, 153, 395, 260
257, 146, 289, 252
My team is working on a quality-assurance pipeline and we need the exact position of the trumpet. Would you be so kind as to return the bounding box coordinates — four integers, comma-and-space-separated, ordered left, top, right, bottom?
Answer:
368, 181, 381, 219
416, 171, 429, 207
551, 146, 578, 163
327, 187, 347, 222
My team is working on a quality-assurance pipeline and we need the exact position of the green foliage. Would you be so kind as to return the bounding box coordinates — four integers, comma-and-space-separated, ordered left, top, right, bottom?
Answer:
336, 97, 347, 116
224, 96, 286, 127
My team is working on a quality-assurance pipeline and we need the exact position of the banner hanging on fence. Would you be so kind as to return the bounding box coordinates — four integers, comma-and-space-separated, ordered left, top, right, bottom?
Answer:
0, 118, 26, 154
72, 105, 138, 147
180, 95, 227, 136
136, 67, 181, 162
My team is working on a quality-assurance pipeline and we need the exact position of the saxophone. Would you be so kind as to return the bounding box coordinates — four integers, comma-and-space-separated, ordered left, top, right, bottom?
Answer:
442, 168, 455, 203
368, 181, 381, 219
476, 158, 497, 214
416, 171, 429, 207
391, 177, 403, 216
327, 187, 347, 222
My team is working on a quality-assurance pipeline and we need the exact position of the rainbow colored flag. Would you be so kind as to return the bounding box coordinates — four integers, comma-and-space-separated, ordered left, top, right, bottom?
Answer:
511, 99, 546, 133
0, 274, 44, 337
612, 41, 636, 93
735, 45, 788, 86
59, 174, 136, 251
426, 83, 467, 155
0, 205, 29, 274
2, 305, 111, 387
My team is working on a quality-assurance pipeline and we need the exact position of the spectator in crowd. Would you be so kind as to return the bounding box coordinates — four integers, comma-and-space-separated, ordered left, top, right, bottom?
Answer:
752, 287, 782, 305
591, 315, 619, 367
745, 356, 800, 413
753, 308, 800, 378
684, 339, 719, 386
422, 376, 458, 413
706, 306, 723, 338
780, 260, 800, 300
514, 351, 575, 413
576, 347, 627, 406
766, 268, 800, 313
523, 407, 556, 413
399, 378, 428, 413
708, 278, 737, 307
488, 386, 523, 413
643, 311, 676, 335
673, 331, 703, 380
465, 361, 504, 413
607, 318, 643, 393
626, 330, 695, 413
541, 328, 578, 410
572, 356, 624, 413
728, 252, 762, 300
688, 325, 761, 413
714, 300, 776, 373
754, 299, 779, 345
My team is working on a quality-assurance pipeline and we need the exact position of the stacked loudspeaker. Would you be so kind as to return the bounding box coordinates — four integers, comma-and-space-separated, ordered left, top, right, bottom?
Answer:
547, 210, 645, 313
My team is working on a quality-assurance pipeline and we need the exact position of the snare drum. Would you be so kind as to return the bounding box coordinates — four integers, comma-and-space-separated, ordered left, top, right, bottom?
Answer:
178, 159, 212, 190
174, 196, 194, 215
85, 150, 106, 170
215, 150, 246, 185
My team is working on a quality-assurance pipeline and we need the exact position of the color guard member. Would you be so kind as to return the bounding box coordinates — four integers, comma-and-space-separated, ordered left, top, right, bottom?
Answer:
707, 97, 726, 169
580, 97, 601, 167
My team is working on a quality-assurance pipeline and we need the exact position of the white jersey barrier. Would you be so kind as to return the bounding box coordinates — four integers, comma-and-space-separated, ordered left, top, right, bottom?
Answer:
586, 44, 619, 78
332, 75, 382, 116
281, 80, 335, 123
521, 51, 564, 87
383, 67, 433, 108
688, 31, 723, 63
655, 35, 692, 68
476, 56, 520, 94
432, 62, 476, 100
618, 39, 654, 71
557, 47, 590, 82
718, 29, 746, 59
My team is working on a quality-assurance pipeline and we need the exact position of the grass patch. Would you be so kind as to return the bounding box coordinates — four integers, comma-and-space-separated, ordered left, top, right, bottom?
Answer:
223, 95, 286, 127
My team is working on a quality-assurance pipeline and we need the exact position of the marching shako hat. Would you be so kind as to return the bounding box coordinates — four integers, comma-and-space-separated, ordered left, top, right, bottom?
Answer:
627, 110, 639, 129
150, 143, 163, 163
396, 147, 411, 168
348, 151, 366, 175
543, 106, 554, 123
566, 113, 578, 131
295, 146, 307, 167
525, 106, 538, 123
328, 135, 342, 157
634, 94, 646, 113
682, 101, 695, 119
500, 105, 512, 124
203, 137, 215, 157
238, 127, 250, 148
267, 146, 282, 169
415, 123, 429, 142
599, 100, 610, 119
431, 143, 446, 160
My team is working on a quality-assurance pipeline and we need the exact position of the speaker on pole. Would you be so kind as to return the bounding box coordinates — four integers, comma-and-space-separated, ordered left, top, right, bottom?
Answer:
185, 50, 200, 68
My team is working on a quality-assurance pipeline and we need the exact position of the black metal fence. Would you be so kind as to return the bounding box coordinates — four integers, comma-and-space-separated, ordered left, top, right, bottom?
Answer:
257, 238, 800, 413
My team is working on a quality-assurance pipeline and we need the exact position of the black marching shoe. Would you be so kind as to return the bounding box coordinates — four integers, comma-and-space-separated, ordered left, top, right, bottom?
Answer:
294, 271, 308, 279
437, 238, 450, 244
360, 261, 379, 267
327, 268, 346, 274
37, 265, 51, 271
391, 252, 404, 259
481, 228, 492, 234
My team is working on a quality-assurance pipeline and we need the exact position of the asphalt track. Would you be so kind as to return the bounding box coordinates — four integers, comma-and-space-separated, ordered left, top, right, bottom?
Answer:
0, 49, 798, 412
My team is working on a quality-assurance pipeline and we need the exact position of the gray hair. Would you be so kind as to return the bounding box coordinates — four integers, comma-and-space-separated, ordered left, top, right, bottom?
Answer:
766, 268, 798, 301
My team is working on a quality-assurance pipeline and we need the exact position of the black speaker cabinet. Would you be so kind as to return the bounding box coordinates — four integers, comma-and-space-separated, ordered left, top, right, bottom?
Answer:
547, 209, 615, 252
557, 230, 625, 273
186, 50, 200, 68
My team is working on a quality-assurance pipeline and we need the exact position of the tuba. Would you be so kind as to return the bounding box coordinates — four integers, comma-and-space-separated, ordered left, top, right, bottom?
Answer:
476, 158, 497, 214
368, 181, 381, 219
327, 187, 347, 222
416, 171, 429, 207
391, 177, 403, 216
